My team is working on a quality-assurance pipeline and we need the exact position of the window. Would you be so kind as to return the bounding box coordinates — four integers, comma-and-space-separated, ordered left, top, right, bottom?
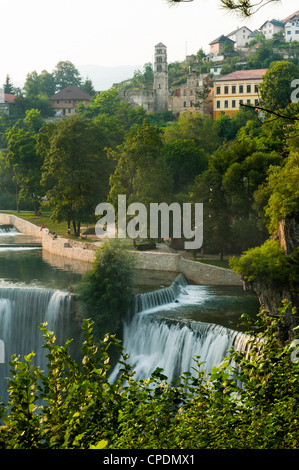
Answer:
287, 31, 291, 34
255, 99, 259, 106
217, 100, 221, 109
232, 100, 236, 108
157, 65, 162, 72
157, 56, 162, 63
216, 86, 221, 94
247, 99, 251, 104
232, 85, 236, 94
183, 101, 187, 107
239, 99, 243, 107
296, 30, 299, 34
56, 100, 59, 104
224, 86, 229, 94
239, 85, 244, 93
68, 109, 71, 114
247, 85, 251, 93
224, 100, 228, 108
254, 85, 259, 93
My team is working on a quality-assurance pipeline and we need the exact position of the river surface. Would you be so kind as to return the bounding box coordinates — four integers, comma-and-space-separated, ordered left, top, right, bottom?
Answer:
0, 224, 260, 400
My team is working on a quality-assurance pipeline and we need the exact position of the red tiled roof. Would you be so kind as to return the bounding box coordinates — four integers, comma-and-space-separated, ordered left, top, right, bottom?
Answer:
0, 93, 15, 103
215, 69, 268, 81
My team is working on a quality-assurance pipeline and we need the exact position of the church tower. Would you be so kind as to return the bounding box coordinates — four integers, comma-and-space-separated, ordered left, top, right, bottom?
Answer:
153, 43, 169, 113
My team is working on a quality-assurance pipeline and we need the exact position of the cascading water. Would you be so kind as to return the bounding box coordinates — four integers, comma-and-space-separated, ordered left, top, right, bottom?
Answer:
0, 284, 75, 403
110, 274, 251, 383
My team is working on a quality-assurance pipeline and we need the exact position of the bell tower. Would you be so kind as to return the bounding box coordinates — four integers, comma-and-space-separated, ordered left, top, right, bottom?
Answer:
153, 43, 169, 113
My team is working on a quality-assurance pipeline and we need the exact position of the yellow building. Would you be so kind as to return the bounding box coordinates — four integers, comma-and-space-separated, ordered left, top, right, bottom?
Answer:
213, 69, 267, 119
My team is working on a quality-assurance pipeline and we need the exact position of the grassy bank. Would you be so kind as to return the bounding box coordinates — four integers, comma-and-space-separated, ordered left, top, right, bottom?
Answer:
1, 211, 97, 241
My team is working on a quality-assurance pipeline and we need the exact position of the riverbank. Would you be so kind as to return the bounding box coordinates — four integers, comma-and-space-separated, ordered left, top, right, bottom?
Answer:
0, 213, 242, 286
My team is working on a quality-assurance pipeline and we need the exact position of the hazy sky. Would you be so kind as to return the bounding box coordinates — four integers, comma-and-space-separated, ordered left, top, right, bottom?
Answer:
1, 0, 298, 90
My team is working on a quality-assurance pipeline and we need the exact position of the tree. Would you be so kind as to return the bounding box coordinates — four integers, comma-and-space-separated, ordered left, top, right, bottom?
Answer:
53, 61, 82, 91
259, 61, 299, 113
81, 77, 96, 97
6, 112, 45, 215
167, 0, 282, 17
76, 239, 135, 339
164, 111, 219, 154
109, 120, 173, 211
161, 139, 208, 194
40, 115, 112, 236
3, 75, 14, 94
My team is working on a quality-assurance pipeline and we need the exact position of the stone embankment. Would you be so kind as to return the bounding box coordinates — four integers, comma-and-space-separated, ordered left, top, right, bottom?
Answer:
0, 213, 242, 286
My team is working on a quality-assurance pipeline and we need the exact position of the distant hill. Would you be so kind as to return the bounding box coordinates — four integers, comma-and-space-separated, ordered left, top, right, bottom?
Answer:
78, 64, 143, 92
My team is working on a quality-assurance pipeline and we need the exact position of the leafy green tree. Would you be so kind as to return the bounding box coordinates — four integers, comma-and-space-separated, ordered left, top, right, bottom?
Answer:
164, 111, 219, 154
76, 240, 135, 339
53, 61, 82, 91
259, 61, 299, 112
41, 115, 112, 236
109, 119, 173, 209
6, 112, 45, 215
262, 153, 299, 234
81, 77, 96, 97
161, 139, 208, 194
191, 169, 232, 258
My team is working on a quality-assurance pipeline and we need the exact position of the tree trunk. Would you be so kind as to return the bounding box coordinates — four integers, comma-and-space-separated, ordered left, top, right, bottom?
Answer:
16, 183, 19, 213
72, 221, 81, 237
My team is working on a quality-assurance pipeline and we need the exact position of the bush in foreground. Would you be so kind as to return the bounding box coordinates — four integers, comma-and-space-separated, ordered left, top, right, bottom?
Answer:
0, 302, 298, 449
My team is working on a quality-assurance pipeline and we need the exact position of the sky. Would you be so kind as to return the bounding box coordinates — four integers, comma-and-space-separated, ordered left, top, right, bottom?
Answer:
1, 0, 298, 90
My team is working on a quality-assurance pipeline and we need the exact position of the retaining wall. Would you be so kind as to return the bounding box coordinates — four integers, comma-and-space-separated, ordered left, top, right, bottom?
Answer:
0, 213, 242, 286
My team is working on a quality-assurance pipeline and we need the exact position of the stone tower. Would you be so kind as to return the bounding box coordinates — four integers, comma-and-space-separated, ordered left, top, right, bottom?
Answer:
153, 43, 169, 113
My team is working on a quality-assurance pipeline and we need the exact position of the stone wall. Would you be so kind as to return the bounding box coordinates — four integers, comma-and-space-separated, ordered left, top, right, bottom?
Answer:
0, 213, 242, 286
131, 251, 242, 286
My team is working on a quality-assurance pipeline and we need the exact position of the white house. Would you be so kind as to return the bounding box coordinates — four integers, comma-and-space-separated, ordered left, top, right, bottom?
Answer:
259, 19, 285, 40
285, 18, 299, 42
227, 26, 252, 49
210, 65, 223, 77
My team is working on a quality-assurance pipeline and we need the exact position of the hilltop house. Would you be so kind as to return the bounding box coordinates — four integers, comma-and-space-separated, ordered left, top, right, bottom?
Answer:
209, 35, 235, 56
227, 26, 252, 49
49, 86, 91, 116
259, 19, 285, 39
213, 69, 267, 119
283, 11, 299, 43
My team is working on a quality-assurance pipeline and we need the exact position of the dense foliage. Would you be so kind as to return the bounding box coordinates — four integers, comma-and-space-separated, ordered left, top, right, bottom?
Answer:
76, 240, 135, 340
0, 300, 298, 449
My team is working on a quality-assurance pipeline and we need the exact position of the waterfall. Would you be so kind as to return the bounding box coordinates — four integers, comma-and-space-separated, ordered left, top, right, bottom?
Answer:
130, 273, 189, 317
0, 284, 73, 402
110, 274, 251, 383
0, 225, 20, 236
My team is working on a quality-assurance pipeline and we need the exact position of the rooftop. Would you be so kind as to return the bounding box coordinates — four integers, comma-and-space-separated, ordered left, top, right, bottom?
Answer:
260, 18, 285, 29
0, 93, 15, 104
283, 10, 299, 24
209, 35, 235, 45
227, 26, 252, 37
215, 69, 268, 82
49, 86, 91, 101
